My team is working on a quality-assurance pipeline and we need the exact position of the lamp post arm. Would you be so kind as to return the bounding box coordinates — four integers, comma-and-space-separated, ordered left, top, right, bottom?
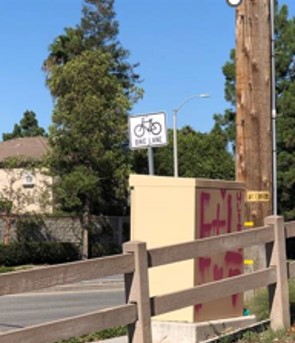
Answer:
174, 94, 210, 113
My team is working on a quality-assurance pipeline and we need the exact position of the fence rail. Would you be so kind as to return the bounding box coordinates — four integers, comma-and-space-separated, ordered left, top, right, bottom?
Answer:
0, 253, 134, 296
0, 215, 293, 343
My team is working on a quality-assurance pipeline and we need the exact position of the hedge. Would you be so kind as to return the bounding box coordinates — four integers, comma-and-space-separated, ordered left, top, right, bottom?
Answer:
0, 242, 81, 266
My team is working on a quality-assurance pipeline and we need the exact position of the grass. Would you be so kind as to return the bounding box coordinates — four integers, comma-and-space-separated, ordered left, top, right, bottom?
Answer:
0, 264, 34, 273
244, 279, 295, 322
232, 279, 295, 343
236, 329, 295, 343
55, 327, 126, 343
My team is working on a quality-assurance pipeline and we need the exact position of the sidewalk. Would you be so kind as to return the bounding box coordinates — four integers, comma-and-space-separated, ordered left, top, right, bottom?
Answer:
39, 275, 124, 293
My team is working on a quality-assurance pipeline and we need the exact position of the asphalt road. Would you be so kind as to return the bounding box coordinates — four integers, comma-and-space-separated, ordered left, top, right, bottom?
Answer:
0, 279, 125, 333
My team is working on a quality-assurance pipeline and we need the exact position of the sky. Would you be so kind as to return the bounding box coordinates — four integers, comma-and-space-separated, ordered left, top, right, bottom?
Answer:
0, 0, 294, 140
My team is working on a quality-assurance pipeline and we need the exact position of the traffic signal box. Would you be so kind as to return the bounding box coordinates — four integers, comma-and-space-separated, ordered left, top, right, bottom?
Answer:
129, 175, 245, 322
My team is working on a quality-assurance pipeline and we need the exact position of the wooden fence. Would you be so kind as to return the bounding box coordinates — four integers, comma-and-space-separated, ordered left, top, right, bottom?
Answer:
0, 215, 293, 343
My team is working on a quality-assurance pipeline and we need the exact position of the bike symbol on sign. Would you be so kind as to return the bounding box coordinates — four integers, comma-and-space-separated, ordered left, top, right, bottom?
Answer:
134, 117, 162, 138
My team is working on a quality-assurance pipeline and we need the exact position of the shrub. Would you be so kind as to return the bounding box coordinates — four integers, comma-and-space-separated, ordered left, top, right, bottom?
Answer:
0, 198, 12, 214
15, 215, 47, 242
246, 280, 295, 321
246, 288, 269, 321
89, 242, 121, 258
56, 326, 126, 343
0, 242, 80, 266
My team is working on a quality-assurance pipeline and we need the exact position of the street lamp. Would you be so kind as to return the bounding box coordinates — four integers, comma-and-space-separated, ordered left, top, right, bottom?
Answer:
173, 93, 210, 177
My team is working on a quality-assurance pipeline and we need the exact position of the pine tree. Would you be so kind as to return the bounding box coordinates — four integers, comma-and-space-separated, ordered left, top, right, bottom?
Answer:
44, 0, 141, 258
275, 3, 295, 219
43, 0, 141, 103
2, 111, 46, 141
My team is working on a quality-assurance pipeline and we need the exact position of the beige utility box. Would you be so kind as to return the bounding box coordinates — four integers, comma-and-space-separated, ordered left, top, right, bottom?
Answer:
129, 175, 245, 322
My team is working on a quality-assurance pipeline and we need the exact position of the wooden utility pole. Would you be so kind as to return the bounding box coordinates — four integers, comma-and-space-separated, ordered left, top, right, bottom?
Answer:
235, 1, 272, 268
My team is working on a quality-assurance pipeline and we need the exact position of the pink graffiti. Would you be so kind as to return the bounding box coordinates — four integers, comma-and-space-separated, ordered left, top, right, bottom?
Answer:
198, 257, 211, 279
227, 194, 232, 233
225, 250, 243, 307
236, 191, 243, 232
220, 189, 227, 199
199, 257, 211, 272
200, 192, 211, 238
200, 189, 237, 238
200, 192, 226, 238
195, 303, 203, 312
213, 265, 224, 280
225, 250, 243, 265
228, 268, 242, 307
197, 189, 244, 313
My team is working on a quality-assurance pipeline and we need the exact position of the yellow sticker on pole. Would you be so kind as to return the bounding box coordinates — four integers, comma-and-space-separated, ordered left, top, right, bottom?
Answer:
244, 259, 254, 265
246, 191, 270, 202
244, 221, 254, 227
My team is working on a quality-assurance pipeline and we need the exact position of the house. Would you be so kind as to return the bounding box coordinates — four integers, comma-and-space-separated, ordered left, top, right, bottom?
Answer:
0, 137, 53, 214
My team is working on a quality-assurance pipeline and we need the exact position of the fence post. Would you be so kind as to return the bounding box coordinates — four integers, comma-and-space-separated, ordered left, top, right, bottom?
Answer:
123, 241, 152, 343
264, 215, 290, 330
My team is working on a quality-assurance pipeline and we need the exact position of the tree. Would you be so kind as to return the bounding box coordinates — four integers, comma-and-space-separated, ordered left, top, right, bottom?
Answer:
132, 126, 235, 180
44, 0, 142, 258
213, 49, 236, 150
215, 2, 295, 219
2, 111, 46, 141
47, 50, 132, 258
43, 0, 141, 104
275, 4, 295, 219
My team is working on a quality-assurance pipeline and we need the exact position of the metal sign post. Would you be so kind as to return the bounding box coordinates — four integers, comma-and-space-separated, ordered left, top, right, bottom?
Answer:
147, 147, 154, 175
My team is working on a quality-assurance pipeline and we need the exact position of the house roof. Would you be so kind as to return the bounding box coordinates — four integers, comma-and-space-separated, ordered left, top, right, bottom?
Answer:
0, 136, 50, 162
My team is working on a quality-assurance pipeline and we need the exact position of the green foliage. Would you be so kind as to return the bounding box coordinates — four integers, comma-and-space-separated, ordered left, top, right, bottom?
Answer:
238, 329, 293, 343
0, 198, 12, 214
89, 242, 121, 258
3, 216, 84, 265
275, 4, 295, 220
47, 49, 131, 216
44, 0, 141, 104
44, 0, 141, 221
132, 127, 235, 180
0, 156, 42, 169
214, 109, 236, 152
177, 125, 234, 179
2, 110, 46, 141
213, 48, 236, 150
0, 266, 17, 273
56, 326, 126, 343
246, 288, 270, 321
237, 330, 262, 343
0, 265, 33, 273
0, 242, 80, 266
288, 279, 295, 302
245, 280, 295, 323
15, 215, 47, 242
53, 166, 100, 214
223, 49, 236, 106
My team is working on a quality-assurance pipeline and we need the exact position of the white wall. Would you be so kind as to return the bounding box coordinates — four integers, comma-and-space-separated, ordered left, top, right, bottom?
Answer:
0, 168, 53, 214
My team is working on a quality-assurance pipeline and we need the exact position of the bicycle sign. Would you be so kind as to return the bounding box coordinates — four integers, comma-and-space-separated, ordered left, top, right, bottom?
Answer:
129, 112, 167, 150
